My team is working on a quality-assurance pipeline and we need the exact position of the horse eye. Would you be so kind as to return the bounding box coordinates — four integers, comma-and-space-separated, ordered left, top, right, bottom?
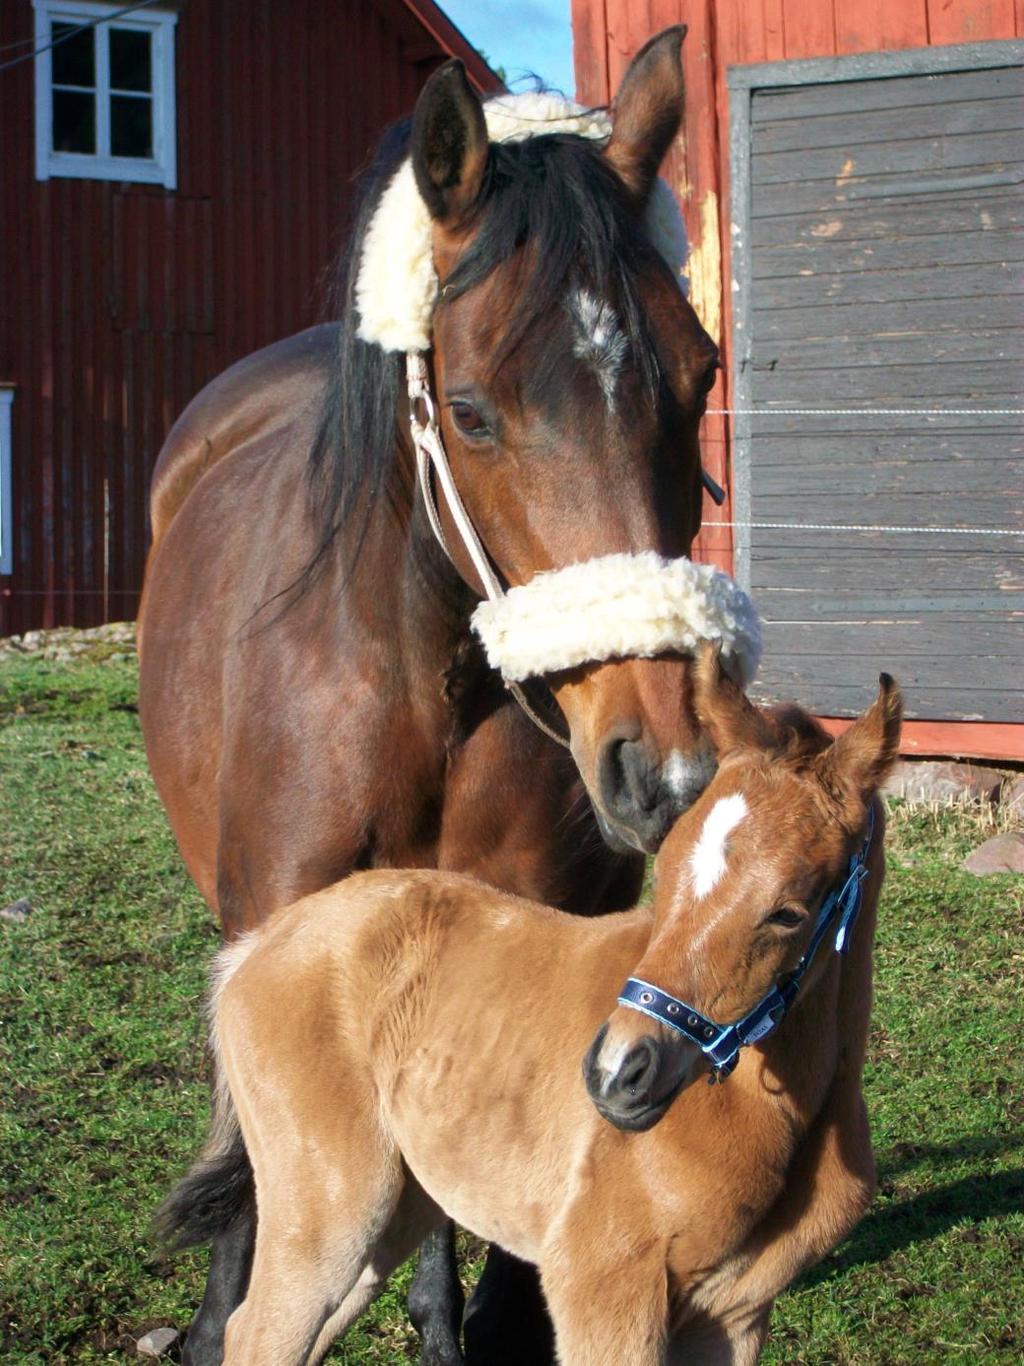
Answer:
450, 401, 489, 437
764, 906, 805, 930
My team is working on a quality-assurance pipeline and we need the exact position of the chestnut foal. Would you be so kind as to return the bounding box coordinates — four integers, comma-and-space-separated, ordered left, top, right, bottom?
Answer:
180, 653, 901, 1364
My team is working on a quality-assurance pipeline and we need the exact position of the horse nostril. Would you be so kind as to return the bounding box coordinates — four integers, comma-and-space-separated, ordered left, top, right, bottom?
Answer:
600, 736, 658, 817
616, 1040, 659, 1098
597, 734, 674, 853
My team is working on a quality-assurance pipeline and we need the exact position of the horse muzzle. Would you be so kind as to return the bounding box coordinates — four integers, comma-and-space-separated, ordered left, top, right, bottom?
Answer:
596, 726, 715, 853
582, 1021, 701, 1132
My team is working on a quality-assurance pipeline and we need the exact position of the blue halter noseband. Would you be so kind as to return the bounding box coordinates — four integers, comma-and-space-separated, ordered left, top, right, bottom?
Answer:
618, 806, 875, 1084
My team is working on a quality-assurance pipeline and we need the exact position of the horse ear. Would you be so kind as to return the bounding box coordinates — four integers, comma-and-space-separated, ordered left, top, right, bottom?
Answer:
823, 674, 903, 803
411, 60, 489, 227
603, 26, 687, 201
693, 642, 772, 757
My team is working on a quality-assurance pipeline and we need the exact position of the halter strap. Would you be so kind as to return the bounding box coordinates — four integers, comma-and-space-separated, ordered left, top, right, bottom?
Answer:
619, 806, 875, 1082
406, 353, 571, 749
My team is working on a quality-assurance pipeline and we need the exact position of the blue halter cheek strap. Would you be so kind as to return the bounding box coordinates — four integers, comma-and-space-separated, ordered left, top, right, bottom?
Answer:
618, 806, 875, 1083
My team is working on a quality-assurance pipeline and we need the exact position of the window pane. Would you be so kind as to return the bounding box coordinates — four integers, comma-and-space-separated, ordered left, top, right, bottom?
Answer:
53, 88, 96, 153
109, 28, 151, 93
111, 95, 153, 158
51, 21, 95, 88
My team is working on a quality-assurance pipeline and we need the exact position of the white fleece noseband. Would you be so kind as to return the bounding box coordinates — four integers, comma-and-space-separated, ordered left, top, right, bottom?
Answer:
356, 93, 689, 352
472, 553, 762, 686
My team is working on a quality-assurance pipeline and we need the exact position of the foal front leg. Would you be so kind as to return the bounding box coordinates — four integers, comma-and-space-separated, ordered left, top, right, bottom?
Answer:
540, 1251, 668, 1366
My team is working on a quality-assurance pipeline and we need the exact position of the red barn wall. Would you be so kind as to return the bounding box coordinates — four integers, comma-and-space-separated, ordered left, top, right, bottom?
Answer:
573, 0, 1024, 576
0, 0, 495, 634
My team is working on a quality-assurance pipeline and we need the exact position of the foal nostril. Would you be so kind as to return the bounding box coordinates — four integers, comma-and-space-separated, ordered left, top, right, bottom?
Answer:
614, 1039, 660, 1100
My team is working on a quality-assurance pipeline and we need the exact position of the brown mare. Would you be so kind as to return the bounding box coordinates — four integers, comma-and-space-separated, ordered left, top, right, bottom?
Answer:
168, 649, 901, 1364
143, 28, 733, 1364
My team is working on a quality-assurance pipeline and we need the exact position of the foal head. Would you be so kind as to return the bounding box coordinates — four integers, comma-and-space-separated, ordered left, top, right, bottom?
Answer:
585, 647, 902, 1131
411, 31, 722, 850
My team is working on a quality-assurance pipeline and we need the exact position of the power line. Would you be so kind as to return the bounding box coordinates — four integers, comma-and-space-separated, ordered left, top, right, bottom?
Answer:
0, 0, 161, 75
703, 520, 1024, 538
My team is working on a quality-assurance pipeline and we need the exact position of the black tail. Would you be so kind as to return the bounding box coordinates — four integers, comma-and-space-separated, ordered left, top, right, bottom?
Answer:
155, 1122, 254, 1252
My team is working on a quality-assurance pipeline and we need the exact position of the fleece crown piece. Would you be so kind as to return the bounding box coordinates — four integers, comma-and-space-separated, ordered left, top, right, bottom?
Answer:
471, 553, 762, 686
356, 92, 690, 352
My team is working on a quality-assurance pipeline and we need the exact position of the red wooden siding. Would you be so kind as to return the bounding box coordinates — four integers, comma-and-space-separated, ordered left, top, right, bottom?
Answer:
572, 0, 1024, 758
0, 0, 497, 634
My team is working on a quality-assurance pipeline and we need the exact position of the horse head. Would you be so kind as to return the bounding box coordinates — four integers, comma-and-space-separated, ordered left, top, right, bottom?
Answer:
584, 645, 902, 1131
356, 28, 757, 853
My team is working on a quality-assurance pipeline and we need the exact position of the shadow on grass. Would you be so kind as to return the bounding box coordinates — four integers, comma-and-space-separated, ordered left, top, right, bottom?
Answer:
803, 1162, 1024, 1288
876, 1129, 1024, 1179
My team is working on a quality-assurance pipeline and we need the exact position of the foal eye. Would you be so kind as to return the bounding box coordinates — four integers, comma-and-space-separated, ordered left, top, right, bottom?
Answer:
764, 906, 805, 930
449, 401, 489, 437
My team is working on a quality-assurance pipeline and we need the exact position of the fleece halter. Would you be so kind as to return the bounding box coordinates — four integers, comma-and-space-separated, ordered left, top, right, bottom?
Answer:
618, 806, 876, 1082
362, 94, 762, 742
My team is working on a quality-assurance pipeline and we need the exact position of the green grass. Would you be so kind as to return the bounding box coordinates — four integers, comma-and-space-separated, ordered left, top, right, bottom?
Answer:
1, 654, 1021, 1362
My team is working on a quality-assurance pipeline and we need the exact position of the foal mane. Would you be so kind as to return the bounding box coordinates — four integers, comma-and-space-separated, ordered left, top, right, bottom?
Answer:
304, 121, 663, 588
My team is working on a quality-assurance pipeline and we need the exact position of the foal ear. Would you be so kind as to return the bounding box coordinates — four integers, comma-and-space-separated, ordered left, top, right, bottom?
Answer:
693, 642, 772, 757
604, 26, 687, 201
824, 674, 903, 803
411, 60, 489, 227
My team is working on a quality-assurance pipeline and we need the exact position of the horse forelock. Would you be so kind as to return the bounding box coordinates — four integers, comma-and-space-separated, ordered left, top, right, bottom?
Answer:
442, 134, 662, 392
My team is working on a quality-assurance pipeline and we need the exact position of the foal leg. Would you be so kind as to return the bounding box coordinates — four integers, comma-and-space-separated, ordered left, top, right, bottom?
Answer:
539, 1251, 668, 1366
224, 1154, 404, 1366
310, 1183, 449, 1362
666, 1307, 772, 1366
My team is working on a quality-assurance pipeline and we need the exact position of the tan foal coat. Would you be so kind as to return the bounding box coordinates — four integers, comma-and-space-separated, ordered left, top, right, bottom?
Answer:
211, 662, 900, 1364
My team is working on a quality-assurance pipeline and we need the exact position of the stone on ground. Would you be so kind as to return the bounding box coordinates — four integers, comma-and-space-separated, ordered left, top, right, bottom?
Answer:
136, 1326, 180, 1358
0, 898, 32, 923
963, 834, 1024, 876
884, 761, 1006, 804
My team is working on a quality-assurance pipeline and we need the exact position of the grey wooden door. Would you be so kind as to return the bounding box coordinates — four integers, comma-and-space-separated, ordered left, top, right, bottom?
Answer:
730, 47, 1023, 722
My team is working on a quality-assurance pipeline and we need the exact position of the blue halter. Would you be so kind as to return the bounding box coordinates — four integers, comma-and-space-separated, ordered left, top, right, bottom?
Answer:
618, 806, 875, 1083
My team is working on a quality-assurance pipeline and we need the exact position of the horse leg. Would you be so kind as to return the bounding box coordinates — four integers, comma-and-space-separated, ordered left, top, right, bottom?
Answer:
408, 1221, 466, 1366
309, 1182, 449, 1362
665, 1308, 772, 1366
182, 1211, 254, 1366
224, 1148, 405, 1366
463, 1246, 554, 1366
538, 1250, 667, 1366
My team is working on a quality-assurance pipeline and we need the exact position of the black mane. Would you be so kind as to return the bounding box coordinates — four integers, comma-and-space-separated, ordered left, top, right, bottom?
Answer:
306, 121, 662, 582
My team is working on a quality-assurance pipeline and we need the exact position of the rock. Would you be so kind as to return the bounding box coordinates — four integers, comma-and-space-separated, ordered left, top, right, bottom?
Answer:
1002, 775, 1024, 815
884, 760, 1006, 805
0, 621, 138, 664
0, 898, 32, 923
963, 834, 1024, 876
136, 1326, 179, 1358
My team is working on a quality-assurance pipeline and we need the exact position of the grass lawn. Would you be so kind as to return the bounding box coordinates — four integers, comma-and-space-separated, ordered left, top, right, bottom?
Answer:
1, 653, 1022, 1363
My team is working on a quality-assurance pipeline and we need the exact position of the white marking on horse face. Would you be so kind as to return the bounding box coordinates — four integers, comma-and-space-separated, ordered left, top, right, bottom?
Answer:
569, 288, 627, 406
663, 750, 689, 799
689, 794, 748, 899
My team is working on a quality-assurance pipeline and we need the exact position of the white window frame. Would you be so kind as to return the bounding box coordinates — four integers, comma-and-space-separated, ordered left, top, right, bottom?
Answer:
33, 0, 177, 189
0, 389, 14, 577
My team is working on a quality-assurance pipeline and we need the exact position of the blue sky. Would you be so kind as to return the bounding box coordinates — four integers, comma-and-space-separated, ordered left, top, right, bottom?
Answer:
442, 0, 576, 97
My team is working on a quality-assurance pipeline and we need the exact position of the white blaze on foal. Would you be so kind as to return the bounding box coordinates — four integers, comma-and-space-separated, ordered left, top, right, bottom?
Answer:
689, 793, 747, 898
